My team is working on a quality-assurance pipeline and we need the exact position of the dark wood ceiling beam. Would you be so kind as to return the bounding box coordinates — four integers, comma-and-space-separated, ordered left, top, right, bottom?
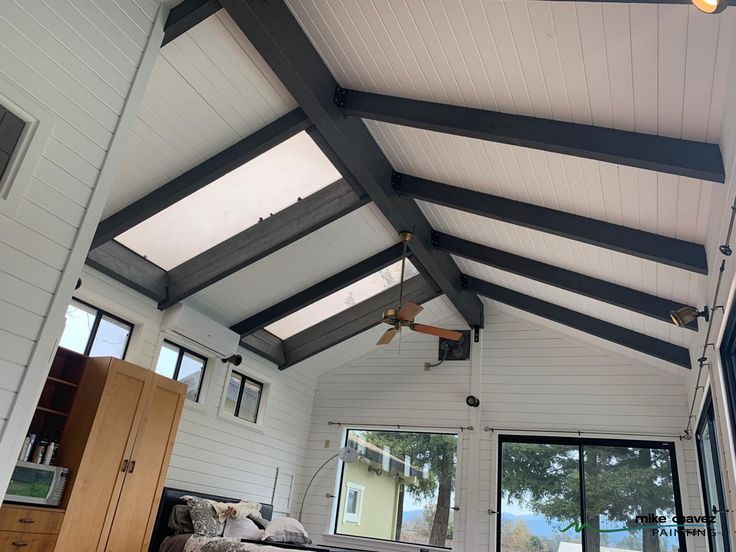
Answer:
466, 276, 691, 369
435, 232, 697, 330
161, 179, 368, 309
230, 243, 406, 336
92, 108, 311, 249
396, 173, 708, 274
280, 276, 442, 370
240, 329, 285, 367
162, 0, 222, 47
85, 241, 168, 302
337, 88, 725, 183
219, 0, 484, 328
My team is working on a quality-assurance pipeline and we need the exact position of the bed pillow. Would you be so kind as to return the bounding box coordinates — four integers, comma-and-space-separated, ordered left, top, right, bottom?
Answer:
167, 505, 194, 535
223, 517, 264, 540
210, 499, 262, 522
263, 517, 312, 545
180, 495, 224, 537
249, 514, 270, 530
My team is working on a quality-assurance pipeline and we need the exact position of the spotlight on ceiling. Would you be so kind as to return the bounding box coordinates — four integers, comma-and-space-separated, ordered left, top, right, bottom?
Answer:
221, 354, 242, 366
670, 306, 709, 328
692, 0, 726, 14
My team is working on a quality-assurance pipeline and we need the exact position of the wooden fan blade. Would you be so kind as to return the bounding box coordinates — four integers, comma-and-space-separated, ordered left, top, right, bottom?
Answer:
377, 327, 399, 345
410, 324, 463, 341
398, 301, 423, 321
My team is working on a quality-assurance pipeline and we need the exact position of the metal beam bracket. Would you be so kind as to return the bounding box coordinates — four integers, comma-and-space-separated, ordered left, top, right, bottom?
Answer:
431, 230, 441, 247
391, 171, 402, 191
461, 273, 469, 289
473, 326, 480, 343
333, 86, 347, 108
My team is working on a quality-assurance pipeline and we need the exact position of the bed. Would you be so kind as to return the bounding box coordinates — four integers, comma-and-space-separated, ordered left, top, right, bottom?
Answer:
148, 487, 275, 552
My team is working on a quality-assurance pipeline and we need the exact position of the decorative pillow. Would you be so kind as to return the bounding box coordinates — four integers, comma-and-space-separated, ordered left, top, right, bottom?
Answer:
223, 517, 265, 540
167, 505, 194, 535
210, 499, 262, 522
263, 517, 312, 545
180, 495, 224, 537
249, 514, 270, 530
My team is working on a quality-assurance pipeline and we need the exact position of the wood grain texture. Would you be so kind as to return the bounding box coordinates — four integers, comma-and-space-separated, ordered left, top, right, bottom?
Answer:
0, 505, 63, 534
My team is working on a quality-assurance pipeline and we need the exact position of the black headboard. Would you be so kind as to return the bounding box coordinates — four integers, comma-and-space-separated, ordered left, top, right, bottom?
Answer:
148, 487, 274, 552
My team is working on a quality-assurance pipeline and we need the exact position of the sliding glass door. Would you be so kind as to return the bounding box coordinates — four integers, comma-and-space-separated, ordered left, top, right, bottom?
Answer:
696, 393, 731, 552
498, 436, 686, 552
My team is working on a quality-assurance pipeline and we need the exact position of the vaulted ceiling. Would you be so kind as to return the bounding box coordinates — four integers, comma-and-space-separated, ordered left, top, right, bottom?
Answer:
89, 0, 736, 372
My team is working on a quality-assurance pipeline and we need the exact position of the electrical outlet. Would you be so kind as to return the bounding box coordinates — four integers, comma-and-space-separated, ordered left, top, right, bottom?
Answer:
324, 439, 331, 449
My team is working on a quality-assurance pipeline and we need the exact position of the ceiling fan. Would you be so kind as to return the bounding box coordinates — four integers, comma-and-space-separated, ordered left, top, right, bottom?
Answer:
377, 231, 464, 346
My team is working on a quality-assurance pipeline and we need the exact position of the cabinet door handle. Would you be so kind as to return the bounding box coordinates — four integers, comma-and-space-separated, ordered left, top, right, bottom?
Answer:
128, 460, 136, 473
18, 518, 35, 524
120, 459, 129, 472
12, 541, 28, 547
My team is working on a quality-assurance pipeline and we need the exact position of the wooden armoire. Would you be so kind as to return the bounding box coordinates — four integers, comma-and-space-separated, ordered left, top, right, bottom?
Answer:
53, 357, 186, 552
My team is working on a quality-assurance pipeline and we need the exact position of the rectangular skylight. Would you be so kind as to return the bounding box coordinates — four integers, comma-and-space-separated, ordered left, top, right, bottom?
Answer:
115, 131, 341, 270
266, 259, 419, 339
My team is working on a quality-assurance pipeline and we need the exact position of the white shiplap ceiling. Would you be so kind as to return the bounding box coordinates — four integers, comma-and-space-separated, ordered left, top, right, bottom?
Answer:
186, 203, 398, 328
104, 10, 297, 218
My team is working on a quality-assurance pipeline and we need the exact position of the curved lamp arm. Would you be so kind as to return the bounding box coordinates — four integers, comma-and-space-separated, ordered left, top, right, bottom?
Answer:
297, 446, 359, 522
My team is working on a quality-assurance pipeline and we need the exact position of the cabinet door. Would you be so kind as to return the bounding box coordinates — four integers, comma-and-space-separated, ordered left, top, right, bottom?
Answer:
103, 375, 185, 552
55, 361, 149, 551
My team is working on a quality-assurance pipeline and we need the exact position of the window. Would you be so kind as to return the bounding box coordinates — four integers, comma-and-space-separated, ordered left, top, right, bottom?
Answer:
155, 340, 207, 401
335, 429, 458, 548
696, 393, 731, 552
267, 260, 420, 339
498, 436, 686, 552
223, 370, 264, 423
116, 131, 341, 270
0, 105, 26, 185
344, 482, 365, 524
59, 299, 133, 359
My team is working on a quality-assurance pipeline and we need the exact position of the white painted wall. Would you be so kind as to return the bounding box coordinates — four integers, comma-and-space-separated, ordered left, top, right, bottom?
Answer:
0, 0, 165, 498
75, 266, 318, 515
300, 310, 703, 552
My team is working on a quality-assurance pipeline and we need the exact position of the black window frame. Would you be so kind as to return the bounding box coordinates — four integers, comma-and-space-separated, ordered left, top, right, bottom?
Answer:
496, 434, 688, 552
64, 297, 134, 359
227, 370, 264, 423
158, 339, 208, 402
333, 427, 459, 549
696, 391, 732, 552
720, 307, 736, 455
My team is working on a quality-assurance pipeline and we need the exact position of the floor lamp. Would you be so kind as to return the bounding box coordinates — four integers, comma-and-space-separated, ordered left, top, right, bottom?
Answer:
298, 446, 360, 522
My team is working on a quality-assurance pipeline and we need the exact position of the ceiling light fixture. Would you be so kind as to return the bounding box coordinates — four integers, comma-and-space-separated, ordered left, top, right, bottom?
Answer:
691, 0, 726, 14
670, 306, 709, 328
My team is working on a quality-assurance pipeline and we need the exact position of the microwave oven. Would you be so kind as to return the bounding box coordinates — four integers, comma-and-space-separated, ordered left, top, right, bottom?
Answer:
5, 461, 69, 506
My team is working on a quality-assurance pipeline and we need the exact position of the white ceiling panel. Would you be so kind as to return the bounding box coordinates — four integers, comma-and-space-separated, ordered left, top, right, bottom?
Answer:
288, 0, 736, 142
459, 257, 693, 349
368, 121, 712, 244
418, 201, 702, 308
104, 10, 297, 218
185, 203, 398, 327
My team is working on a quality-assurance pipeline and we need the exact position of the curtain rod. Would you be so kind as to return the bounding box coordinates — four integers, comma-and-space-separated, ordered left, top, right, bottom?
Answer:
483, 426, 681, 440
327, 421, 474, 432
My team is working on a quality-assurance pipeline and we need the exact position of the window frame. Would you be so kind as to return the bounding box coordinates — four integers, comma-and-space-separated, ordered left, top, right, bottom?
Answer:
0, 74, 54, 218
63, 298, 134, 359
157, 339, 208, 402
496, 434, 688, 552
343, 482, 365, 525
696, 391, 732, 552
720, 308, 736, 456
226, 370, 265, 423
333, 427, 460, 549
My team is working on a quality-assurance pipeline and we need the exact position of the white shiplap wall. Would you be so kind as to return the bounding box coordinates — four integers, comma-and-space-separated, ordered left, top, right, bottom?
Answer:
76, 266, 318, 511
300, 309, 703, 552
0, 0, 163, 497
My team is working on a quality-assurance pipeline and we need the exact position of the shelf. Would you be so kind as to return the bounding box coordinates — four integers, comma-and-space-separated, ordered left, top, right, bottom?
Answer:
46, 376, 79, 388
36, 406, 68, 417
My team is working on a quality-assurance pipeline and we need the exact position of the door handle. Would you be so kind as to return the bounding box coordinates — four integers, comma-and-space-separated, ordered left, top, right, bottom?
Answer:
128, 460, 136, 473
120, 459, 129, 472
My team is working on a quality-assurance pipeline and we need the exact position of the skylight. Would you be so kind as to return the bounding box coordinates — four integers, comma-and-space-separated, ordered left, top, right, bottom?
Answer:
266, 259, 419, 339
115, 131, 341, 270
